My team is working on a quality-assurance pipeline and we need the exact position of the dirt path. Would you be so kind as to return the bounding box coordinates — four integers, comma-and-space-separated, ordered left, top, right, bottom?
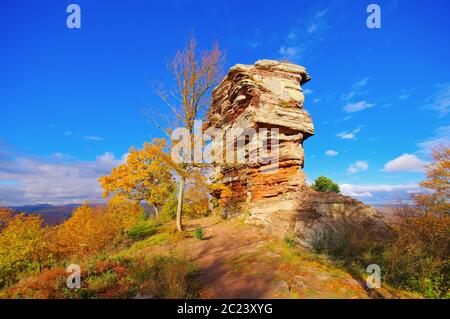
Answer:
170, 216, 412, 299
178, 217, 279, 298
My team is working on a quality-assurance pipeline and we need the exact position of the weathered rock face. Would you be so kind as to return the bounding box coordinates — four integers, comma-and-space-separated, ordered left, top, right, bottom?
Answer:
205, 60, 313, 208
206, 60, 385, 247
252, 190, 386, 249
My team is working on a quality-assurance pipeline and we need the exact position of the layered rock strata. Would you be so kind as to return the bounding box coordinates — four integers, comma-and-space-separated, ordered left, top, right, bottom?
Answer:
205, 60, 385, 247
205, 60, 313, 207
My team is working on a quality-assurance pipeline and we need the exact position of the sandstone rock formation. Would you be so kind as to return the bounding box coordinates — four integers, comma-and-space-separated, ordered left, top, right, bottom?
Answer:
205, 60, 313, 203
205, 60, 385, 248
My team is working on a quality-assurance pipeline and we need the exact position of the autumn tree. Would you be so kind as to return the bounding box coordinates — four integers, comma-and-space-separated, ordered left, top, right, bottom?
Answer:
0, 213, 50, 287
414, 145, 449, 216
184, 171, 211, 218
53, 203, 123, 258
107, 194, 145, 229
385, 145, 450, 298
99, 139, 175, 218
152, 36, 225, 231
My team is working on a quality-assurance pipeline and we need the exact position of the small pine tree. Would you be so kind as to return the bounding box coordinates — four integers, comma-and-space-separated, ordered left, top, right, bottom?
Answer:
311, 176, 340, 193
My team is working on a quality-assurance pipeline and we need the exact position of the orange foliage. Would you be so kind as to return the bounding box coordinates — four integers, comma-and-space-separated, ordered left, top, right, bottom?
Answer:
386, 145, 450, 297
52, 203, 123, 258
414, 145, 450, 216
3, 268, 67, 299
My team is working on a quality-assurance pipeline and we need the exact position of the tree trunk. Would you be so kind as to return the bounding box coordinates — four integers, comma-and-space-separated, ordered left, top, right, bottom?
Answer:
176, 176, 185, 231
152, 204, 159, 218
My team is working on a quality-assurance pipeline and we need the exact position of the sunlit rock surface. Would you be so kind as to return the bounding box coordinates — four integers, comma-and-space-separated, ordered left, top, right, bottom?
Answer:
206, 60, 385, 247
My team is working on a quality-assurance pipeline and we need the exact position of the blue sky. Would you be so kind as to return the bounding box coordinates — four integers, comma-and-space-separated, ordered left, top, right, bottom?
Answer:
0, 0, 449, 205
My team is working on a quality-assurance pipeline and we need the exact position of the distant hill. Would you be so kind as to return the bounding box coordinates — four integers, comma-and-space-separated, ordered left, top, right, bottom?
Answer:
10, 204, 81, 225
9, 203, 157, 226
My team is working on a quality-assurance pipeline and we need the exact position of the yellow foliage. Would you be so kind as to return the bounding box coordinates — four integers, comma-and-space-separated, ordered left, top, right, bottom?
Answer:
52, 203, 123, 258
414, 145, 450, 216
107, 195, 144, 229
184, 172, 211, 218
0, 214, 50, 287
99, 139, 175, 216
209, 182, 232, 198
0, 208, 14, 231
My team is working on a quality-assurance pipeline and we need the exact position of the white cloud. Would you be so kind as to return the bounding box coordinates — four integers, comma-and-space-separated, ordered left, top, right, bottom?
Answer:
64, 130, 72, 136
0, 152, 127, 206
325, 150, 339, 156
303, 88, 313, 95
340, 183, 420, 203
278, 46, 301, 60
418, 125, 450, 155
396, 88, 415, 100
336, 126, 363, 140
383, 153, 428, 173
347, 160, 369, 174
338, 132, 356, 139
341, 77, 369, 101
278, 8, 330, 61
343, 101, 374, 113
84, 135, 104, 141
307, 23, 318, 34
425, 83, 450, 117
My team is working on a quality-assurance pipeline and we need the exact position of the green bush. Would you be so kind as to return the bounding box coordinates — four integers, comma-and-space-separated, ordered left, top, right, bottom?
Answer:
311, 176, 340, 193
194, 227, 204, 240
160, 193, 178, 221
127, 221, 157, 240
283, 236, 297, 248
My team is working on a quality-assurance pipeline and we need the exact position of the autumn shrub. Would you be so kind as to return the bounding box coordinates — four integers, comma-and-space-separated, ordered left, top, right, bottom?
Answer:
1, 267, 68, 299
381, 146, 450, 298
0, 214, 52, 288
129, 256, 200, 299
384, 212, 450, 298
52, 204, 124, 259
91, 255, 201, 299
17, 257, 137, 299
311, 218, 390, 268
